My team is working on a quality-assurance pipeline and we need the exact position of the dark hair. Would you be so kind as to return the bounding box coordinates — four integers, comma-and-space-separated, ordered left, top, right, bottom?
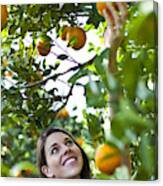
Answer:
36, 127, 91, 179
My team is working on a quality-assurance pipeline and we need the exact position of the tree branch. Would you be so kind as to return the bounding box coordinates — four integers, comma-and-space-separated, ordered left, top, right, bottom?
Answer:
22, 55, 96, 89
53, 84, 74, 115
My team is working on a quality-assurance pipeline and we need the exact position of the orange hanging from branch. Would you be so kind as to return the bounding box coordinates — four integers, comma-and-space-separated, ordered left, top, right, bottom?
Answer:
95, 144, 121, 175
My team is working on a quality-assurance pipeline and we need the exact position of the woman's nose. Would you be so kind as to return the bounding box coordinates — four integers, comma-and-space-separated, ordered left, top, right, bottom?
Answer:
63, 145, 71, 155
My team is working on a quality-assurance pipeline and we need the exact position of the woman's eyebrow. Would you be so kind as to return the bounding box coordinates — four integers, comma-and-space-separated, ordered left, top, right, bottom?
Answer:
49, 142, 58, 151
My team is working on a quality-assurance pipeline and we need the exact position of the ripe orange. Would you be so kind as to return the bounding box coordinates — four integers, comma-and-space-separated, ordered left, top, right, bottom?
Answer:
96, 2, 107, 16
36, 34, 51, 56
4, 70, 13, 77
25, 168, 32, 176
66, 27, 86, 50
55, 107, 69, 119
60, 26, 86, 50
1, 5, 8, 30
15, 171, 22, 177
96, 2, 119, 18
60, 26, 71, 40
95, 144, 121, 175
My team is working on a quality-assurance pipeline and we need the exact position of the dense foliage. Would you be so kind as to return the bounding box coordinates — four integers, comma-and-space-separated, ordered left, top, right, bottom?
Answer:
1, 1, 157, 180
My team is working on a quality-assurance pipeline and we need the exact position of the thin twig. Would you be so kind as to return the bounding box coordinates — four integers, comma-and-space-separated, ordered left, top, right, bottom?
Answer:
22, 55, 96, 89
53, 84, 74, 115
53, 39, 81, 65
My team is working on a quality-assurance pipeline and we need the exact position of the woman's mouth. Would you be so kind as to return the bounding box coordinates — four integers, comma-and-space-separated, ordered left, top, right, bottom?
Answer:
62, 156, 77, 166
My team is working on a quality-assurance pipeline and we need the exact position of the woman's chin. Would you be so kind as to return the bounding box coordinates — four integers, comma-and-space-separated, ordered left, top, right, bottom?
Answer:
60, 167, 82, 179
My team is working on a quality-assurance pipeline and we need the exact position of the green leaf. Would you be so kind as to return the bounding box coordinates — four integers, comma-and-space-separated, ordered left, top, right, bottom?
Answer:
85, 81, 107, 108
68, 69, 90, 84
136, 132, 157, 180
111, 99, 153, 139
121, 54, 141, 100
84, 23, 95, 31
43, 12, 51, 27
43, 69, 51, 76
57, 54, 68, 60
94, 49, 113, 91
86, 113, 102, 141
94, 49, 108, 75
126, 7, 157, 47
136, 80, 152, 100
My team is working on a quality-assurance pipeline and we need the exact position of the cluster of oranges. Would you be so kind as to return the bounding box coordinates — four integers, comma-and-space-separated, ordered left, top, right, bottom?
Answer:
36, 2, 111, 57
1, 6, 87, 56
36, 26, 87, 57
1, 2, 109, 59
1, 2, 114, 57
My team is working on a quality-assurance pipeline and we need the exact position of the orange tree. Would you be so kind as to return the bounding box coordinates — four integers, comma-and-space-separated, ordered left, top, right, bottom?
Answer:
1, 2, 157, 180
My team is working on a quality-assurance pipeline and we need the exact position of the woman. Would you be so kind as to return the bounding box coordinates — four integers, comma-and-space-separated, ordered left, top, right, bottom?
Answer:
36, 127, 91, 178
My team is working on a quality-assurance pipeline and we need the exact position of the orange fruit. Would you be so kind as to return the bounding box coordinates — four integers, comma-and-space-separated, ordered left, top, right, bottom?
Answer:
96, 2, 119, 18
96, 2, 107, 16
15, 171, 22, 177
60, 26, 71, 40
66, 27, 86, 50
4, 70, 13, 77
25, 169, 32, 176
1, 5, 8, 30
60, 26, 86, 50
36, 34, 51, 56
95, 144, 121, 175
55, 107, 69, 119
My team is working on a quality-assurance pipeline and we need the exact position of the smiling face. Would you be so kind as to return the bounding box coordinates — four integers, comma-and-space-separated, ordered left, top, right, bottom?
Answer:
41, 132, 84, 178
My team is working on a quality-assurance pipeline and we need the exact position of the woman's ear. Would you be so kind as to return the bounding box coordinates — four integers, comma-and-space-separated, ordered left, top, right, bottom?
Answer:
41, 165, 55, 178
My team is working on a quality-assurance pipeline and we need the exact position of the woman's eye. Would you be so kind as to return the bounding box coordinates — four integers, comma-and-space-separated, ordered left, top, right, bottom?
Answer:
66, 139, 73, 146
51, 148, 58, 154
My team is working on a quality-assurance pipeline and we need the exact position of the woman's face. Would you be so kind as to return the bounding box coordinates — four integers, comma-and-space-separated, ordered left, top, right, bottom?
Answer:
41, 132, 84, 178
